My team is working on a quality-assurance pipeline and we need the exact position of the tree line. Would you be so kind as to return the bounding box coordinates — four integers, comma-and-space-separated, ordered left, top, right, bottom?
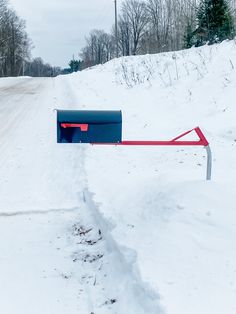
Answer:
79, 0, 236, 68
1, 0, 235, 77
0, 0, 60, 77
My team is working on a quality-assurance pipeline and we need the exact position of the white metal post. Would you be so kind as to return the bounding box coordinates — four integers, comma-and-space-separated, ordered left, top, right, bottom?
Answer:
205, 145, 212, 180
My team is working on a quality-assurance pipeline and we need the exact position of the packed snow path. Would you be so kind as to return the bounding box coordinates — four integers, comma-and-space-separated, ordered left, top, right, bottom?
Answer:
0, 78, 161, 314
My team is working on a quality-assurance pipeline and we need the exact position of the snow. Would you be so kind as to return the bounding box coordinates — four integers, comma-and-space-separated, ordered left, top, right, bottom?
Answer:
0, 40, 236, 313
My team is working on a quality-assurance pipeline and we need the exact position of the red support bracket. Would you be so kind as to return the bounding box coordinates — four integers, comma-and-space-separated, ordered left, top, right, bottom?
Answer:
119, 127, 209, 146
91, 127, 208, 146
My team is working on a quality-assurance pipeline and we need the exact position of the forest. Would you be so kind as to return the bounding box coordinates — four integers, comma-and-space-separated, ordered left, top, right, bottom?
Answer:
80, 0, 236, 68
0, 0, 60, 77
1, 0, 235, 76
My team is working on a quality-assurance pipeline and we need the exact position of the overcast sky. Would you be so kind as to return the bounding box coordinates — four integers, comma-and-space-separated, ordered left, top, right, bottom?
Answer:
10, 0, 117, 68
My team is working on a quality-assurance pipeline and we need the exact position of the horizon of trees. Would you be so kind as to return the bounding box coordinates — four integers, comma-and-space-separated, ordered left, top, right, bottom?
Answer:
1, 0, 236, 77
0, 0, 61, 77
79, 0, 236, 69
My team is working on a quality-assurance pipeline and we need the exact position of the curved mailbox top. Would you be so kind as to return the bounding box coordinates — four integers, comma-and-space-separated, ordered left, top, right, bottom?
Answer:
57, 110, 122, 124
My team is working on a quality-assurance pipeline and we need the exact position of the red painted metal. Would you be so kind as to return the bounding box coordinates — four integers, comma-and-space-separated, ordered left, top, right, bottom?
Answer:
194, 127, 209, 146
119, 140, 205, 146
92, 127, 209, 147
61, 123, 89, 131
171, 128, 196, 141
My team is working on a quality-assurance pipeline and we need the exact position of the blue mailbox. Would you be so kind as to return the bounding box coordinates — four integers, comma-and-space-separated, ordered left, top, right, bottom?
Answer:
57, 110, 122, 143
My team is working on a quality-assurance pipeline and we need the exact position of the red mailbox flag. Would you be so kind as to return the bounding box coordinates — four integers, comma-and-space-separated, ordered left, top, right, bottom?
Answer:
61, 123, 89, 132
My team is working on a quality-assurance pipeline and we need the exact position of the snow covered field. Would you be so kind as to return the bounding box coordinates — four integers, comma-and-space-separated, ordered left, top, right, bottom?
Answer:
0, 40, 236, 313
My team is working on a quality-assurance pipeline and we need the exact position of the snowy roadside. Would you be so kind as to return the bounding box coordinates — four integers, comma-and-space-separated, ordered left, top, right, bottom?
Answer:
0, 77, 163, 314
1, 40, 236, 314
63, 40, 236, 314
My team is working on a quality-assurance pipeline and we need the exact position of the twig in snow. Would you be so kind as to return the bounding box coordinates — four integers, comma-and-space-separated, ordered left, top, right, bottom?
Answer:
229, 59, 234, 70
172, 53, 179, 80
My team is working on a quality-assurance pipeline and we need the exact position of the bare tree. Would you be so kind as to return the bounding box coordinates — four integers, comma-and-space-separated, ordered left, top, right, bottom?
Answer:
117, 13, 131, 56
23, 57, 60, 77
80, 29, 115, 67
0, 0, 31, 77
146, 0, 197, 53
78, 0, 235, 69
121, 0, 149, 55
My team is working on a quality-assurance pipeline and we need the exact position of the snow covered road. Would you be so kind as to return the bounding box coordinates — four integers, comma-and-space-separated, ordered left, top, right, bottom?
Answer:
0, 77, 88, 314
0, 77, 162, 314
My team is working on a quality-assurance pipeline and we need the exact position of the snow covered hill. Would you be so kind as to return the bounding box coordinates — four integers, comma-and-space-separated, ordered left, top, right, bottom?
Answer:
0, 40, 236, 314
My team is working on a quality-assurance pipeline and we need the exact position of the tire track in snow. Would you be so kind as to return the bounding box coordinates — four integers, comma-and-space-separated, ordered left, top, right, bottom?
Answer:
58, 76, 163, 314
0, 207, 78, 217
74, 188, 163, 314
0, 79, 50, 167
68, 151, 163, 314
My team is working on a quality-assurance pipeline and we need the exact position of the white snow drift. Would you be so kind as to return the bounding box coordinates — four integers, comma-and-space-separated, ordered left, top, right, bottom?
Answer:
0, 40, 236, 314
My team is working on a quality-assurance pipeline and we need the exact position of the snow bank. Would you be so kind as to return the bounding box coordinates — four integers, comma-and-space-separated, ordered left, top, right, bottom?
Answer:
1, 40, 236, 314
62, 40, 236, 314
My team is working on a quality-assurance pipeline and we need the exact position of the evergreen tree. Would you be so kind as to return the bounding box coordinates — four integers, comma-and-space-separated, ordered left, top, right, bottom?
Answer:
69, 59, 83, 72
183, 22, 196, 48
195, 0, 235, 45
